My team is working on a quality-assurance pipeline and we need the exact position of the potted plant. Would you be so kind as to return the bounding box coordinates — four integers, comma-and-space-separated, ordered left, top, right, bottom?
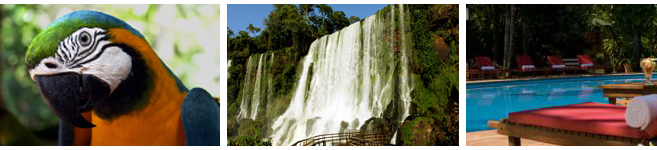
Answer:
602, 38, 636, 74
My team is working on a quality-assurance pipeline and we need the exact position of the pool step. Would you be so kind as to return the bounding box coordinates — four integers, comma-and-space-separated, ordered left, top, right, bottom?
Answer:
488, 120, 500, 129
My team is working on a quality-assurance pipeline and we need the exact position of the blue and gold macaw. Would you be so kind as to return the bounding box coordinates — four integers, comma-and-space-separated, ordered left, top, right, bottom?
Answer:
24, 10, 220, 146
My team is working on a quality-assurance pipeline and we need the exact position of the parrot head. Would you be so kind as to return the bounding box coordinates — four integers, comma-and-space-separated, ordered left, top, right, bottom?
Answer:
25, 10, 154, 128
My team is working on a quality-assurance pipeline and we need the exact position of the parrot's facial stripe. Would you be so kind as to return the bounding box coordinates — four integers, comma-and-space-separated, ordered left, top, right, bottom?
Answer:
56, 27, 109, 67
29, 27, 132, 93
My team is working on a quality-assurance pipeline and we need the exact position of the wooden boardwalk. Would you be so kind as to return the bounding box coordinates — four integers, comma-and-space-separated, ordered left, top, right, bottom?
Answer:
291, 130, 392, 146
466, 130, 555, 146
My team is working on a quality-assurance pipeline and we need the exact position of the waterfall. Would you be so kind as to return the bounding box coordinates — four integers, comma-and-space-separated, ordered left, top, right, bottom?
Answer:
227, 60, 232, 78
238, 54, 258, 119
267, 53, 275, 111
250, 54, 265, 120
270, 5, 411, 146
391, 5, 413, 145
238, 52, 273, 120
398, 4, 413, 126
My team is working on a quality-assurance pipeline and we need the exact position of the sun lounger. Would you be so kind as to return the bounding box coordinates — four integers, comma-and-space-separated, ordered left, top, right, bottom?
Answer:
475, 56, 506, 79
547, 55, 566, 69
493, 102, 657, 146
563, 58, 580, 68
577, 55, 594, 69
516, 55, 535, 71
547, 55, 579, 74
577, 55, 603, 73
476, 56, 496, 70
514, 55, 547, 77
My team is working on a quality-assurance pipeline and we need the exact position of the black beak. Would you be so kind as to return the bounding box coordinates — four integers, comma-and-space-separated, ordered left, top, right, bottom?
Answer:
35, 73, 110, 128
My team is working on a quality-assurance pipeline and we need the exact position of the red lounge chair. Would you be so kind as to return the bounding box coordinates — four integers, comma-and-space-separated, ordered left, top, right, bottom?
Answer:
577, 55, 594, 69
514, 55, 546, 77
516, 55, 535, 71
475, 56, 496, 71
547, 55, 566, 70
474, 56, 505, 79
577, 55, 604, 74
547, 55, 579, 74
493, 102, 657, 146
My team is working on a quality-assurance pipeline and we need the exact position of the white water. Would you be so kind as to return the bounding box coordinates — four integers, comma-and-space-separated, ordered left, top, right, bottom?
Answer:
250, 54, 265, 120
390, 5, 412, 145
267, 53, 274, 109
270, 6, 412, 146
238, 53, 272, 120
238, 54, 258, 119
398, 4, 413, 125
227, 60, 232, 78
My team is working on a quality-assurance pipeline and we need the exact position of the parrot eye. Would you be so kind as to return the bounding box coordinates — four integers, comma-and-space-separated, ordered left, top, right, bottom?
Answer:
45, 62, 57, 69
79, 32, 91, 46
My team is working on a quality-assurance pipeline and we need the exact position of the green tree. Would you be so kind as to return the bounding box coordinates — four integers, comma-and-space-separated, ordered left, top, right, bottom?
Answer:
228, 27, 235, 39
331, 11, 349, 30
609, 5, 657, 67
502, 4, 514, 74
299, 4, 315, 21
246, 23, 261, 37
349, 15, 361, 24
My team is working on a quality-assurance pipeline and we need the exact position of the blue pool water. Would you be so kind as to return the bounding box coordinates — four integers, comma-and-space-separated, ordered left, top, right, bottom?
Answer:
466, 75, 648, 132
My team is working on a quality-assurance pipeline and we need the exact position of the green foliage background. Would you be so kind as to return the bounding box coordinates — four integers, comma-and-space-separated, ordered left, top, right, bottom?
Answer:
227, 4, 356, 146
0, 4, 220, 144
467, 4, 657, 70
227, 4, 458, 146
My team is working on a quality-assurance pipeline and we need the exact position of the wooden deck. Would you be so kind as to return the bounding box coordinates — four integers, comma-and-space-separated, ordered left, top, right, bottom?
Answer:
466, 130, 555, 146
291, 130, 391, 146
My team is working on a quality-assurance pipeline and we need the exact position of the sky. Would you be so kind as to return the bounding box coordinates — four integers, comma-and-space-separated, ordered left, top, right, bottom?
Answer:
228, 4, 389, 37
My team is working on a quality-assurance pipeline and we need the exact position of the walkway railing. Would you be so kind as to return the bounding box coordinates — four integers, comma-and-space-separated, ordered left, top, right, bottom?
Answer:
291, 130, 392, 146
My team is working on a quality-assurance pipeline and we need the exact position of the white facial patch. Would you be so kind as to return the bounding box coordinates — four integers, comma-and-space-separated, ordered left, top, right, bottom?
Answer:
28, 27, 132, 93
79, 46, 131, 92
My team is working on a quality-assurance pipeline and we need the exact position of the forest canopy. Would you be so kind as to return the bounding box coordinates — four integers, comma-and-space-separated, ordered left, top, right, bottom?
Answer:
228, 4, 459, 146
467, 4, 657, 71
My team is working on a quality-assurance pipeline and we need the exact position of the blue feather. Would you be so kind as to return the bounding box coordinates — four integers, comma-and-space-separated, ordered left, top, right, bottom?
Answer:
181, 88, 220, 146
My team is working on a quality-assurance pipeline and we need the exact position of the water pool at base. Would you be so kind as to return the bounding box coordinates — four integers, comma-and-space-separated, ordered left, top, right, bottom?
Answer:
466, 75, 647, 132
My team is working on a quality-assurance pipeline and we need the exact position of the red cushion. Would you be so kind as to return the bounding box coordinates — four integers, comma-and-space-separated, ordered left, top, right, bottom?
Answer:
475, 56, 494, 67
509, 102, 657, 139
577, 55, 593, 64
547, 55, 564, 65
516, 55, 533, 66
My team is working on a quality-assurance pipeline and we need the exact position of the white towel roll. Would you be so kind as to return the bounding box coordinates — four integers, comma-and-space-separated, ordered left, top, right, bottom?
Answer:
625, 94, 657, 130
581, 63, 593, 67
481, 66, 495, 70
552, 64, 565, 69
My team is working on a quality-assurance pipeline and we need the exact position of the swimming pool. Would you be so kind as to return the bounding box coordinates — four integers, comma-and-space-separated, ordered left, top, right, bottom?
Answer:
466, 74, 647, 132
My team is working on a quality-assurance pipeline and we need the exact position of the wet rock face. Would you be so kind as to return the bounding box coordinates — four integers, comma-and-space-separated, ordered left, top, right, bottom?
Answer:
340, 121, 349, 133
431, 4, 458, 29
434, 35, 450, 60
397, 102, 459, 146
399, 116, 437, 146
416, 121, 436, 145
359, 117, 398, 140
227, 118, 238, 138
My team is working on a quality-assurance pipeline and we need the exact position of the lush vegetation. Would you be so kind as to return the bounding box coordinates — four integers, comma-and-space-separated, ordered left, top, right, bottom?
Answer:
228, 4, 459, 146
227, 4, 355, 146
0, 4, 220, 145
400, 4, 459, 146
467, 4, 657, 72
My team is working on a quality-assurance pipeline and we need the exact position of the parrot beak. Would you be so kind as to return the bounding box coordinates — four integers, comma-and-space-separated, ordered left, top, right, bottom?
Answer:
34, 73, 111, 128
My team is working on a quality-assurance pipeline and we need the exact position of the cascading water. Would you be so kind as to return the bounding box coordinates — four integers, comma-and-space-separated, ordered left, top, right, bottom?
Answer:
238, 54, 258, 119
270, 5, 412, 146
227, 60, 232, 78
392, 4, 413, 144
250, 54, 265, 120
267, 53, 275, 111
238, 52, 274, 120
